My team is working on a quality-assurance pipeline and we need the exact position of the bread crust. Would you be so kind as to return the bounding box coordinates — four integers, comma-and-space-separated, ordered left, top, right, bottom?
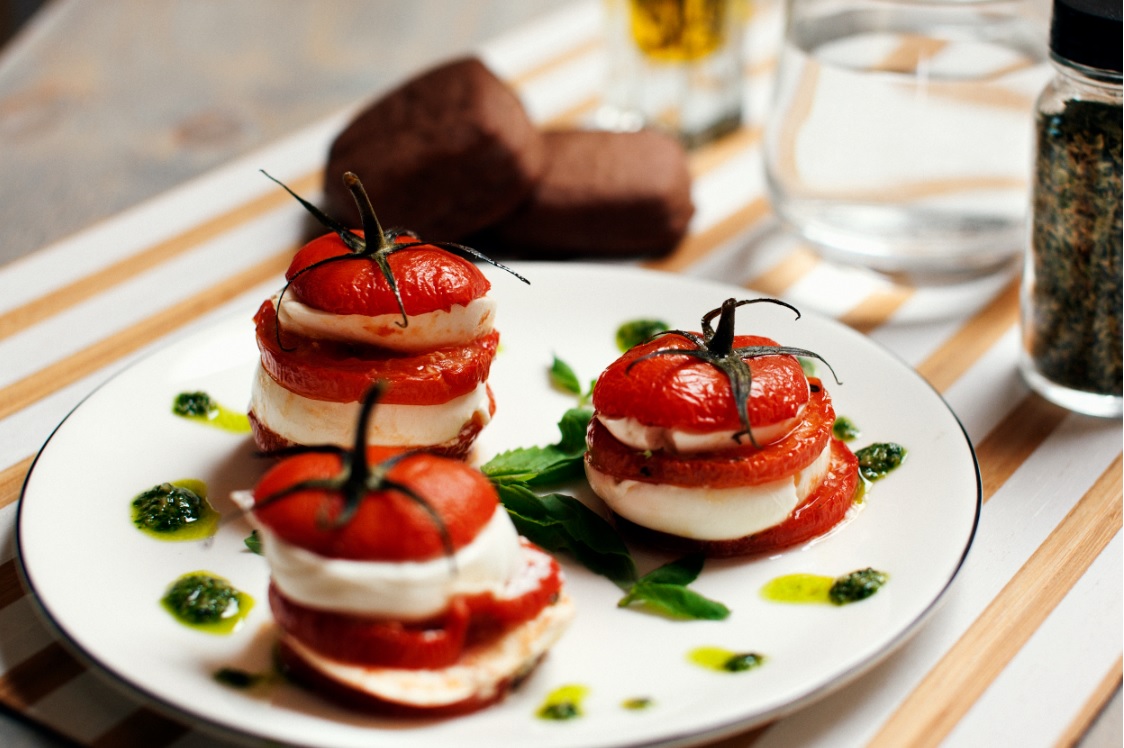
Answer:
324, 57, 545, 240
478, 129, 694, 258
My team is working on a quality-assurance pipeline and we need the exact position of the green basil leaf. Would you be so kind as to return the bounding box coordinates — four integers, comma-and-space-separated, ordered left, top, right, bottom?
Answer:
617, 554, 729, 620
619, 581, 730, 620
481, 408, 592, 487
550, 355, 583, 395
637, 553, 705, 587
497, 483, 636, 588
556, 407, 593, 453
244, 530, 262, 555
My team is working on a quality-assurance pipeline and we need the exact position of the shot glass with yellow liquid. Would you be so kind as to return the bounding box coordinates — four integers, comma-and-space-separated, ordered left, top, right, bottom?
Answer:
598, 0, 748, 148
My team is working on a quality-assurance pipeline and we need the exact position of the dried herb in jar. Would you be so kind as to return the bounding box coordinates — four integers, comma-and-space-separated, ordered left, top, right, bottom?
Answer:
1027, 98, 1123, 397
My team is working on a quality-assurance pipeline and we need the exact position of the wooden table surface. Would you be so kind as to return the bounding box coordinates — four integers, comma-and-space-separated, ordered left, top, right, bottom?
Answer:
0, 1, 1119, 747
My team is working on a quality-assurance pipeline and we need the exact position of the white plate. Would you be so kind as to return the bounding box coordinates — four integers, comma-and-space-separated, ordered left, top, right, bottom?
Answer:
18, 263, 980, 748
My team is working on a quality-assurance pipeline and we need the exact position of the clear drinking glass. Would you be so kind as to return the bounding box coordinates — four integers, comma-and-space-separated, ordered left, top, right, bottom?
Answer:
763, 0, 1050, 283
599, 0, 748, 148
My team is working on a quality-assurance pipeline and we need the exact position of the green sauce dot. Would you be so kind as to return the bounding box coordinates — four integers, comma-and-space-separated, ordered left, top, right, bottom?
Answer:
832, 416, 860, 441
622, 696, 653, 711
537, 684, 589, 721
214, 667, 268, 689
616, 319, 669, 351
172, 391, 251, 433
173, 391, 213, 417
761, 569, 888, 606
161, 572, 253, 634
689, 646, 766, 673
723, 653, 765, 672
829, 568, 889, 605
855, 442, 907, 482
131, 479, 218, 541
761, 573, 835, 604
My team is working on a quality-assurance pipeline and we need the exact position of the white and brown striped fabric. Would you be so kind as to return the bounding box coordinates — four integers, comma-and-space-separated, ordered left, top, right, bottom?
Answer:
0, 2, 1118, 746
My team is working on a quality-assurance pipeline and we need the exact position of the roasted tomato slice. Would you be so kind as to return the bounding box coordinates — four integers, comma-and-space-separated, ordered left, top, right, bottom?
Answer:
268, 541, 564, 669
251, 447, 497, 561
462, 541, 565, 631
729, 438, 860, 554
613, 438, 860, 557
586, 379, 835, 488
287, 232, 490, 317
270, 584, 471, 669
592, 333, 810, 433
254, 300, 498, 405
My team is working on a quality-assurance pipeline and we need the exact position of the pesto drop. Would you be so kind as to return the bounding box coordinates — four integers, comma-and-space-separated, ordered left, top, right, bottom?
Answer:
161, 571, 253, 634
172, 391, 251, 433
760, 573, 836, 604
762, 568, 889, 606
688, 646, 765, 673
214, 667, 270, 689
537, 684, 589, 721
829, 568, 888, 605
616, 318, 669, 351
131, 479, 218, 541
832, 416, 860, 441
855, 442, 906, 482
622, 696, 653, 711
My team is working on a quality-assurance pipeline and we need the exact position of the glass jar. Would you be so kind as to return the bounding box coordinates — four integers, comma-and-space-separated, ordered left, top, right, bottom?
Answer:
1019, 0, 1122, 418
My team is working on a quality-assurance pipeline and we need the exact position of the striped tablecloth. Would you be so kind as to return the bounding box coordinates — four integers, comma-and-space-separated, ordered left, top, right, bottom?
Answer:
0, 1, 1119, 746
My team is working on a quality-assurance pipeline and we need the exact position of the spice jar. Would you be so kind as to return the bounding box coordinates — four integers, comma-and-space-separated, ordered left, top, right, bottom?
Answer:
1019, 0, 1122, 417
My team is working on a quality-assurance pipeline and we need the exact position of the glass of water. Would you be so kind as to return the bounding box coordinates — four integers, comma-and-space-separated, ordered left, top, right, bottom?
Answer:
763, 0, 1050, 283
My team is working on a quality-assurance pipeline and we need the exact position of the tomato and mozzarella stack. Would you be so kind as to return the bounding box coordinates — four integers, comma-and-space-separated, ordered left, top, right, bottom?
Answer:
249, 173, 515, 459
237, 445, 574, 715
584, 299, 859, 557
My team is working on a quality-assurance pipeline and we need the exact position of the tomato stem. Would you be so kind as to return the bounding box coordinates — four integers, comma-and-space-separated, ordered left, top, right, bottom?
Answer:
625, 298, 837, 448
262, 170, 529, 341
343, 172, 392, 254
708, 298, 738, 356
249, 385, 457, 567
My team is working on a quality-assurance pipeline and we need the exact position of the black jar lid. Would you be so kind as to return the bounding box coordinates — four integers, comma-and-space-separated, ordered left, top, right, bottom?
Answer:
1050, 0, 1123, 73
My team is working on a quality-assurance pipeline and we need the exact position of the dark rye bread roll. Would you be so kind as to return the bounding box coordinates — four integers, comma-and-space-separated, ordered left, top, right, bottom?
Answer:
323, 57, 545, 239
470, 128, 694, 258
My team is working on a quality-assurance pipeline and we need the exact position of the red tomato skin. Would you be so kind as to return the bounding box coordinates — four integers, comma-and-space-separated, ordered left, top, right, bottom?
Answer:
592, 333, 810, 432
251, 448, 497, 561
611, 438, 860, 557
254, 299, 498, 405
267, 540, 564, 669
719, 438, 859, 554
270, 584, 471, 669
287, 232, 490, 317
586, 379, 835, 488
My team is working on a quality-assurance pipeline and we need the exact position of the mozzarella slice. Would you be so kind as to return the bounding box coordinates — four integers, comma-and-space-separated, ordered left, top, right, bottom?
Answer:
241, 505, 526, 620
249, 364, 491, 448
281, 590, 575, 708
584, 441, 833, 540
275, 294, 495, 352
598, 409, 805, 453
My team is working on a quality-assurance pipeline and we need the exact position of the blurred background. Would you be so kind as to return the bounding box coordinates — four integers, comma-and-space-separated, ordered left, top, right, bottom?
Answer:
0, 0, 570, 265
0, 0, 41, 46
